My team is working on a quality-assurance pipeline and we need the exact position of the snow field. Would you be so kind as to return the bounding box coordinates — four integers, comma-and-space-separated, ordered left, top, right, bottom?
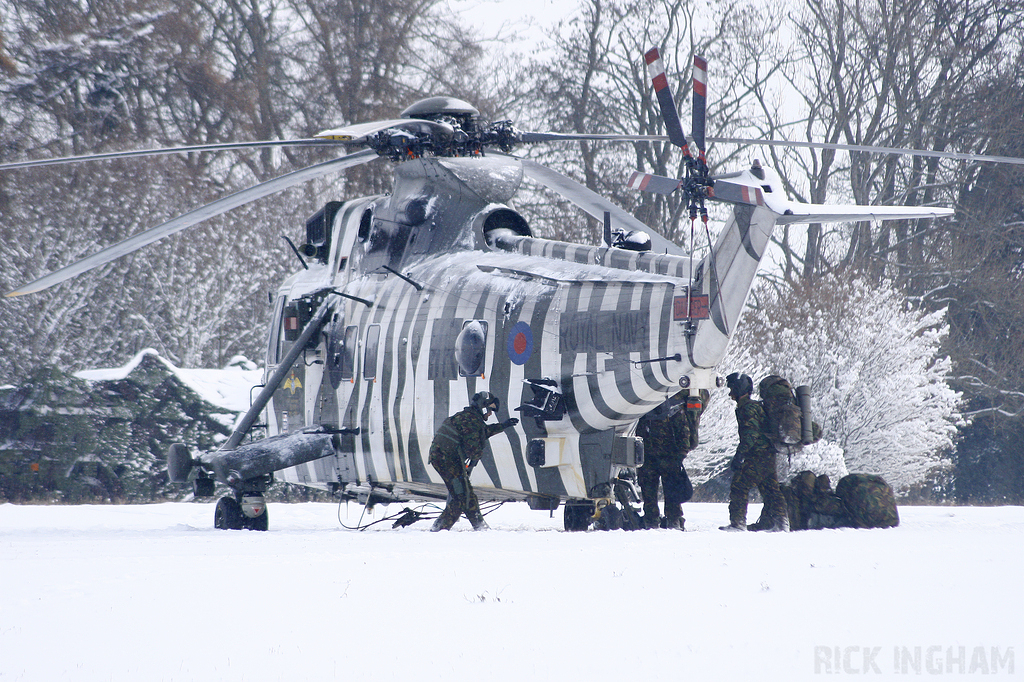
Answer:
1, 501, 1022, 681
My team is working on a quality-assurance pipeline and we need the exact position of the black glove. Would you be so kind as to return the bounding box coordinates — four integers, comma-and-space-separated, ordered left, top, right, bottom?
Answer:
501, 417, 519, 430
730, 455, 745, 472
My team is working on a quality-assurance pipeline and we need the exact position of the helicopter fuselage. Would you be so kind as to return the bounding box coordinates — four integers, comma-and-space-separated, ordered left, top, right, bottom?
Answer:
264, 155, 716, 506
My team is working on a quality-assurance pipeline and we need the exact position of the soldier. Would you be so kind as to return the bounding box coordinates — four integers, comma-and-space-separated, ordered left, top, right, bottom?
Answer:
720, 372, 789, 532
635, 390, 706, 530
428, 391, 518, 531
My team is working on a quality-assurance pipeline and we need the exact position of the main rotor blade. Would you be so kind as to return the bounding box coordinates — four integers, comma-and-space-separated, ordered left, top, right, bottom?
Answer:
6, 149, 379, 297
706, 136, 1024, 167
774, 203, 954, 224
691, 56, 708, 154
0, 139, 346, 171
314, 117, 454, 143
514, 155, 685, 256
645, 48, 689, 151
519, 132, 1024, 167
517, 131, 676, 144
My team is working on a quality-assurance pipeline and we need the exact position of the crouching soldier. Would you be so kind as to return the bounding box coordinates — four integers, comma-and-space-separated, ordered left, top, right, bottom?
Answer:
428, 391, 518, 531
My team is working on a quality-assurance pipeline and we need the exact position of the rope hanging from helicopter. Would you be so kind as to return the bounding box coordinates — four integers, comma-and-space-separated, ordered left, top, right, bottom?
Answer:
683, 166, 730, 338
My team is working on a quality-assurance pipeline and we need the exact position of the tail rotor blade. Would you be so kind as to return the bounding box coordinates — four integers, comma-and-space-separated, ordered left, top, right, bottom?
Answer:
691, 55, 708, 154
626, 170, 683, 195
645, 48, 690, 153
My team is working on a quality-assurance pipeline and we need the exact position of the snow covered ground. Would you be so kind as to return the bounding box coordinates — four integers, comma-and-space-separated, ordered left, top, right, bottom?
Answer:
2, 501, 1021, 681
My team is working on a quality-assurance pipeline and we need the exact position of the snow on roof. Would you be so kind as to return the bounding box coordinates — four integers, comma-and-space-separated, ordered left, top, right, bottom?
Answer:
74, 349, 264, 413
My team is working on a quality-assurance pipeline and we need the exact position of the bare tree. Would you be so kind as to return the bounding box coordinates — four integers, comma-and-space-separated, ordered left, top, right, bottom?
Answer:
0, 0, 492, 380
523, 0, 785, 246
754, 0, 1024, 499
764, 0, 1024, 286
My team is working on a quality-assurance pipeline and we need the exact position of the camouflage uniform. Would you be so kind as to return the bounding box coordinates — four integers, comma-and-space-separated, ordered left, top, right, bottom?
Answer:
784, 471, 848, 530
636, 397, 699, 529
428, 406, 507, 530
728, 395, 788, 528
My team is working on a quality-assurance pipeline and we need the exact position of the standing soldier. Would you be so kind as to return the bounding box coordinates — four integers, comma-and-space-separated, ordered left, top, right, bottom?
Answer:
428, 391, 518, 531
635, 390, 706, 530
720, 372, 789, 532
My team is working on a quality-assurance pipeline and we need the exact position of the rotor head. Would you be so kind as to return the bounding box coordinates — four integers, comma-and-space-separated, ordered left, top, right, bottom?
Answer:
401, 97, 479, 129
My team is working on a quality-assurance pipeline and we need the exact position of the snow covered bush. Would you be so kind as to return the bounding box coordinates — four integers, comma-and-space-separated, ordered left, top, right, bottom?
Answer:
692, 275, 962, 493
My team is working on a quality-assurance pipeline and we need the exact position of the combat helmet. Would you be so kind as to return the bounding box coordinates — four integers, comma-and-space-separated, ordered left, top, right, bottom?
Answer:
471, 391, 500, 415
725, 372, 753, 399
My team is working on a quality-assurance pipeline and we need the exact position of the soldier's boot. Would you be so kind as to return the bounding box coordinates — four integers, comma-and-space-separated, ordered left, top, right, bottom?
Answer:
641, 502, 661, 529
664, 503, 684, 531
664, 515, 685, 531
765, 514, 791, 532
467, 509, 489, 531
719, 521, 747, 531
748, 515, 772, 531
431, 493, 462, 531
431, 514, 456, 532
641, 513, 661, 529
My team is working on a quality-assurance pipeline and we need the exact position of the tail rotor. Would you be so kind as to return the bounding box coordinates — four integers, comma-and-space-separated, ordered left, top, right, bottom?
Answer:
644, 48, 690, 154
637, 49, 714, 211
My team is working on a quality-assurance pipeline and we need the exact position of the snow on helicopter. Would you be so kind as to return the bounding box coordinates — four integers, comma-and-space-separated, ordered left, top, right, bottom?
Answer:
7, 48, 988, 532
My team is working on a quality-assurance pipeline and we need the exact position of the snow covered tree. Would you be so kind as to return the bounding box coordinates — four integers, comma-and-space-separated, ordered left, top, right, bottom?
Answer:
692, 273, 962, 494
0, 0, 493, 382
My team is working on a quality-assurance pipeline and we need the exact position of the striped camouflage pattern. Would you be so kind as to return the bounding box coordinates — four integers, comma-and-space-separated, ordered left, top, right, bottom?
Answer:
265, 156, 779, 504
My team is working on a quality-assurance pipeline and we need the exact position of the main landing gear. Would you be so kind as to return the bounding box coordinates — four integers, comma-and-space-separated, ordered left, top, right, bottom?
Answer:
563, 474, 644, 531
214, 493, 269, 531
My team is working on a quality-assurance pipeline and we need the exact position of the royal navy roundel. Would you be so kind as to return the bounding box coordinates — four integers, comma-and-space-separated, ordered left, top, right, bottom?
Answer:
507, 321, 533, 365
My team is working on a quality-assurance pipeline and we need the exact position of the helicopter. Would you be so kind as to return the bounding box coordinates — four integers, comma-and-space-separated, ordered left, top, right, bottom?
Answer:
7, 48, 994, 532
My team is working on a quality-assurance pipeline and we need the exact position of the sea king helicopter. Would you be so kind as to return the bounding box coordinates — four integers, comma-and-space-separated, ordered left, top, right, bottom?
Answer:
8, 48, 1001, 531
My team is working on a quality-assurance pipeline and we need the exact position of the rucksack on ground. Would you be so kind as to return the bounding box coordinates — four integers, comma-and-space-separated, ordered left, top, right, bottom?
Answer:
783, 470, 849, 530
835, 473, 900, 528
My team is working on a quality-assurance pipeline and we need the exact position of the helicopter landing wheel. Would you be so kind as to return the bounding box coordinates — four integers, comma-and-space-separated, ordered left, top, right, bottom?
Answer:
214, 496, 244, 530
563, 500, 594, 532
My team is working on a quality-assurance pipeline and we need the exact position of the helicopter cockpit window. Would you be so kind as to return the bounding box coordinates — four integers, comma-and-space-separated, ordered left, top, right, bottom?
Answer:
358, 207, 372, 242
340, 325, 359, 380
363, 325, 381, 380
269, 296, 285, 365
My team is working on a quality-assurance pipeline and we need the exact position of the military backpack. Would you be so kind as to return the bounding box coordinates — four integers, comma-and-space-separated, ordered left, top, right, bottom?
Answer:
835, 473, 900, 528
759, 375, 804, 446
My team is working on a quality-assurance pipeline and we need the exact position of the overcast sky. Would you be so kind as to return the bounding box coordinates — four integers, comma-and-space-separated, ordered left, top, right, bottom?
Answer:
448, 0, 580, 57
